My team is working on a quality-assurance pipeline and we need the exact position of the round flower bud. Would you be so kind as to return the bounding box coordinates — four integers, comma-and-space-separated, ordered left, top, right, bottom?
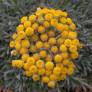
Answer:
60, 44, 67, 52
42, 76, 49, 83
48, 81, 56, 88
36, 41, 43, 49
24, 21, 31, 28
54, 54, 63, 63
40, 34, 48, 41
32, 74, 40, 81
48, 38, 56, 45
36, 60, 44, 68
45, 62, 54, 70
38, 26, 45, 33
25, 27, 34, 36
51, 46, 58, 54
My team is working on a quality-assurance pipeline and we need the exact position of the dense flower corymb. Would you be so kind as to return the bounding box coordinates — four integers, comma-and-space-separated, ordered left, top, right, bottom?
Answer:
9, 7, 83, 88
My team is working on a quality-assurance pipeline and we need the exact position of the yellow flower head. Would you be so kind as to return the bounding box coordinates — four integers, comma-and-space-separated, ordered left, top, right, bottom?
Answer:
42, 76, 49, 83
54, 54, 63, 63
29, 14, 36, 22
10, 7, 83, 88
45, 61, 54, 70
48, 81, 56, 88
12, 60, 24, 68
36, 60, 44, 68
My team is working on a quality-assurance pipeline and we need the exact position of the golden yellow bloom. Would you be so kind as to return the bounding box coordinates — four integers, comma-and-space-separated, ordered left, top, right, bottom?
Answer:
23, 63, 30, 70
61, 67, 67, 74
32, 23, 39, 30
42, 7, 49, 13
20, 48, 28, 55
68, 61, 75, 67
46, 70, 52, 76
36, 60, 44, 68
36, 41, 43, 49
24, 21, 31, 28
48, 81, 56, 88
56, 63, 63, 68
71, 51, 79, 59
70, 23, 76, 30
51, 46, 58, 54
67, 67, 74, 75
40, 34, 48, 41
64, 39, 72, 47
21, 39, 30, 48
25, 27, 34, 36
14, 37, 21, 43
63, 24, 69, 31
29, 14, 36, 22
44, 42, 50, 49
48, 30, 55, 37
42, 76, 49, 83
17, 31, 26, 39
15, 42, 21, 51
12, 60, 24, 68
61, 12, 68, 17
27, 57, 35, 65
51, 19, 58, 26
45, 55, 52, 61
33, 53, 40, 61
21, 54, 29, 61
36, 9, 44, 16
68, 31, 77, 39
61, 31, 69, 38
39, 50, 47, 58
45, 13, 53, 21
71, 39, 79, 46
43, 21, 50, 28
67, 18, 72, 24
69, 45, 77, 52
37, 16, 44, 24
10, 8, 83, 87
24, 70, 32, 77
12, 33, 17, 39
32, 74, 40, 81
53, 67, 61, 75
48, 38, 56, 45
57, 38, 65, 45
62, 52, 69, 59
60, 17, 67, 24
38, 68, 45, 75
21, 16, 27, 23
38, 26, 45, 33
56, 23, 64, 32
54, 10, 62, 17
54, 54, 63, 63
29, 65, 37, 74
9, 41, 15, 48
45, 61, 54, 70
62, 59, 70, 65
49, 74, 57, 81
60, 44, 67, 52
16, 24, 24, 32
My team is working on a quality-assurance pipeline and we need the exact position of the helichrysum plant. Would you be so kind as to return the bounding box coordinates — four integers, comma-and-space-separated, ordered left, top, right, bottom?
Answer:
9, 7, 83, 88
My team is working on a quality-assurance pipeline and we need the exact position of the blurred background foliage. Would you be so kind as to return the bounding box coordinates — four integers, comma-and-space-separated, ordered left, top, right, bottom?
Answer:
0, 0, 92, 92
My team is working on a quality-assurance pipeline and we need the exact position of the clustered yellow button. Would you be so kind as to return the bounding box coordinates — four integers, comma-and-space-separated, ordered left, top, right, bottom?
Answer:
9, 7, 83, 88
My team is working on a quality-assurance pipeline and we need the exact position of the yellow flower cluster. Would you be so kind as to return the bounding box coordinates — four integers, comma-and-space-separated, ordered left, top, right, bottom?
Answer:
9, 7, 83, 88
